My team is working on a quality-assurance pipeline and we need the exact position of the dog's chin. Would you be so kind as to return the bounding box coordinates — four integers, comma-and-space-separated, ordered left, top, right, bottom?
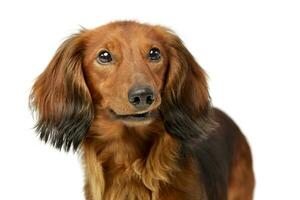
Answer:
108, 109, 157, 127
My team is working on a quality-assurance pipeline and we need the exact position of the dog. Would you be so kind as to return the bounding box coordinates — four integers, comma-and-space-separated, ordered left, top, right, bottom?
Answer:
30, 21, 255, 200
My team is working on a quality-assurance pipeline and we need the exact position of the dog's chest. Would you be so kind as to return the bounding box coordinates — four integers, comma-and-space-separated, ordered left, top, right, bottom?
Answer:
101, 160, 205, 200
102, 160, 161, 200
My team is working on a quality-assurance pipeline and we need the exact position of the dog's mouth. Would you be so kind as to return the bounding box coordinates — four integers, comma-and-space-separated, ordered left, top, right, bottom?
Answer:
109, 109, 155, 122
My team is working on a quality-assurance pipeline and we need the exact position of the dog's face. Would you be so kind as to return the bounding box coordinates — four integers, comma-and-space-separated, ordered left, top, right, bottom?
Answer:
30, 21, 211, 151
83, 23, 168, 126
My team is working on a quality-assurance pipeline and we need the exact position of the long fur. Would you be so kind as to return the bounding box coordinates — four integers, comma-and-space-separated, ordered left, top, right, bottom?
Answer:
30, 32, 94, 151
30, 21, 255, 200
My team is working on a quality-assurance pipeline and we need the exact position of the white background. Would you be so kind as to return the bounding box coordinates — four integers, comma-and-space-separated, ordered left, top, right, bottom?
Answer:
0, 0, 299, 199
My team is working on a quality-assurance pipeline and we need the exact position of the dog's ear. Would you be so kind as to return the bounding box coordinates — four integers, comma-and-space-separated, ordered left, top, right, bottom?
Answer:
158, 28, 214, 141
30, 32, 93, 152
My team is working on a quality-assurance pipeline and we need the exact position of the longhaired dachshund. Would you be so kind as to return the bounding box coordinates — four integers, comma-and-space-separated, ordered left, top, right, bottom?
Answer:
30, 21, 255, 200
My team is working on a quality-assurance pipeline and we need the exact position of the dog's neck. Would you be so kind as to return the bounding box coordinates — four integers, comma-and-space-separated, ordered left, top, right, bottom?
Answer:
83, 115, 183, 199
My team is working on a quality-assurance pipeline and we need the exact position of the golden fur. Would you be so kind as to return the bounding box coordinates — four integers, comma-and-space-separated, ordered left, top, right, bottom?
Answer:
30, 21, 254, 200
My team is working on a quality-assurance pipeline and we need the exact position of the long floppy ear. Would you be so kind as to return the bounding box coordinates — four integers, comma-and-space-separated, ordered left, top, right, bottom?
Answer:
30, 32, 93, 152
159, 28, 214, 142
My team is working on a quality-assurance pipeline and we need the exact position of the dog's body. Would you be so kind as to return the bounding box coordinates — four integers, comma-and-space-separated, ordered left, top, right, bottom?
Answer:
83, 108, 254, 200
30, 21, 254, 200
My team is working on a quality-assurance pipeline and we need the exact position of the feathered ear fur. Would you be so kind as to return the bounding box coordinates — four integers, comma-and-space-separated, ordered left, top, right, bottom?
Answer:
30, 32, 93, 151
158, 28, 214, 142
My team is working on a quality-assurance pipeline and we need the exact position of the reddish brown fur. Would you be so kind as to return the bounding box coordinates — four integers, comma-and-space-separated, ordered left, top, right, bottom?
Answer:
30, 21, 255, 200
228, 133, 255, 200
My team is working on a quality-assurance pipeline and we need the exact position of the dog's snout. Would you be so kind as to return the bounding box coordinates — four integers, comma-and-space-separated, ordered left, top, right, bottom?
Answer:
128, 86, 154, 109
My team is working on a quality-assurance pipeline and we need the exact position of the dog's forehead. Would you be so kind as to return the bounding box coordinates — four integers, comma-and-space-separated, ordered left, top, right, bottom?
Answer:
83, 22, 166, 63
87, 22, 163, 46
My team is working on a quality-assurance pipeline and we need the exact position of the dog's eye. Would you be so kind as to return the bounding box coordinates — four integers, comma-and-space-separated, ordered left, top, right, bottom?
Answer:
149, 48, 161, 61
97, 50, 113, 64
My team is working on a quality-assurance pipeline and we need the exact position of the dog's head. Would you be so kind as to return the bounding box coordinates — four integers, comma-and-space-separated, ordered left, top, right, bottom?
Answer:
30, 21, 211, 151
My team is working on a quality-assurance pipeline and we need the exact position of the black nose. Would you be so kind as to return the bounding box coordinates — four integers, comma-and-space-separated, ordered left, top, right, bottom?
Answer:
128, 86, 155, 109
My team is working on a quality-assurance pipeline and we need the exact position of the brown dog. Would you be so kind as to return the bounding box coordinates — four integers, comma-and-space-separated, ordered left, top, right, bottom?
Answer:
30, 21, 255, 200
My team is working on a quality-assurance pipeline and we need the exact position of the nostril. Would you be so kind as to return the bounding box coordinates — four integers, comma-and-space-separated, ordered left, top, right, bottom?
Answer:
133, 97, 140, 105
146, 95, 154, 105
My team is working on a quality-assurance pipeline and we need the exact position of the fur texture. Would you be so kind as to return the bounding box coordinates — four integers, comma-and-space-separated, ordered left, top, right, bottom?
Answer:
30, 21, 255, 200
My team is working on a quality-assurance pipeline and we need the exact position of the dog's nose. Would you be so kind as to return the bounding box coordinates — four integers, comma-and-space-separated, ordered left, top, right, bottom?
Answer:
128, 86, 154, 109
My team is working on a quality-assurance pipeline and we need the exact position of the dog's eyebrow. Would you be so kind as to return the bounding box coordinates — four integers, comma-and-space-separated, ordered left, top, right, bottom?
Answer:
97, 39, 120, 51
